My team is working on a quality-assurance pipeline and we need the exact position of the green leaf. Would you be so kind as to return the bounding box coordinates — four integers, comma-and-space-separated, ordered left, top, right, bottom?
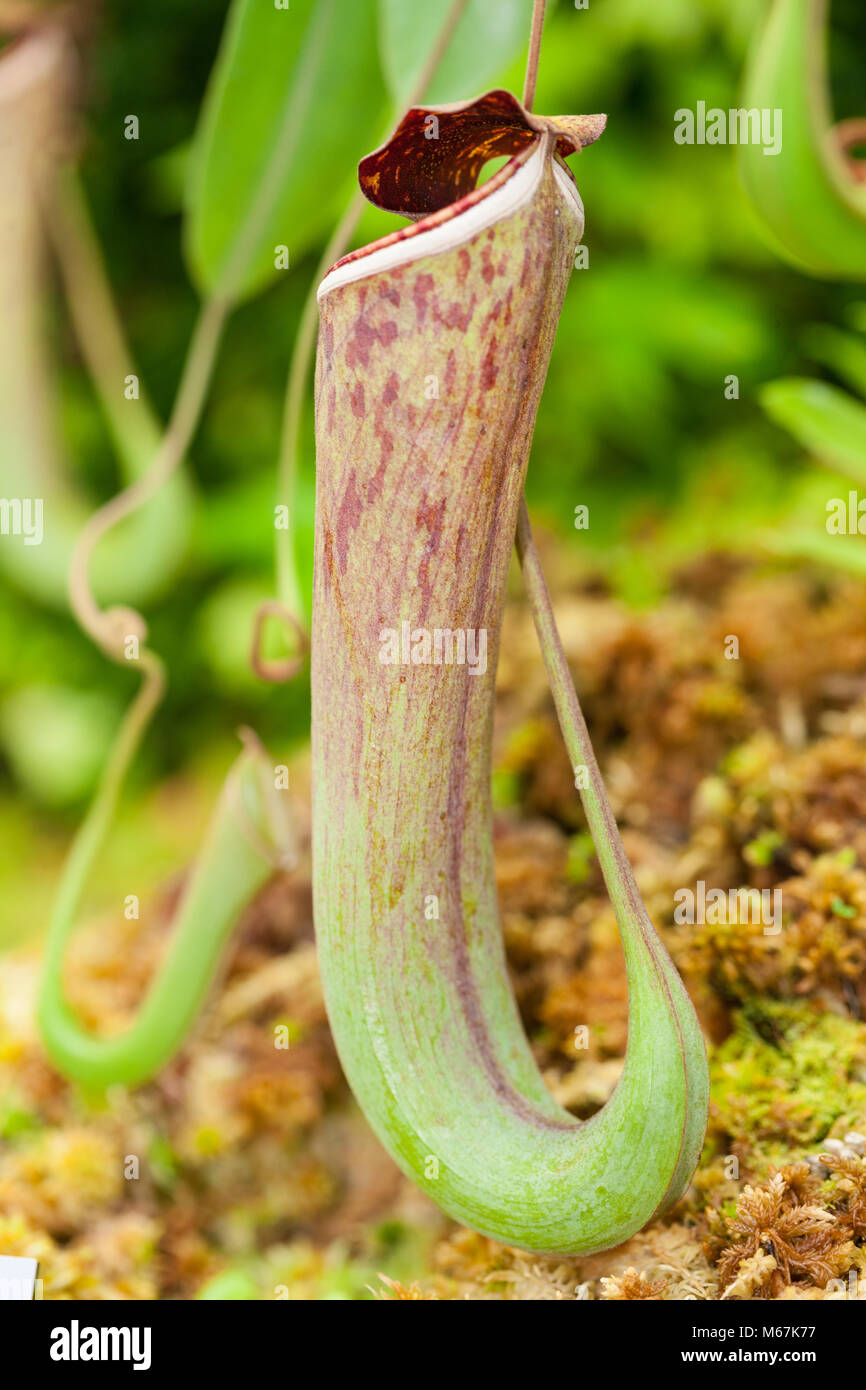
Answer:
377, 0, 531, 105
771, 527, 866, 579
803, 324, 866, 401
738, 0, 866, 281
184, 0, 386, 302
761, 378, 866, 484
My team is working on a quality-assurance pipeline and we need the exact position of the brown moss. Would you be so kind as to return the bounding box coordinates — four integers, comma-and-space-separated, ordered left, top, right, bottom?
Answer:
680, 846, 866, 1017
600, 1266, 668, 1300
373, 1273, 438, 1300
821, 1151, 866, 1241
707, 1170, 856, 1299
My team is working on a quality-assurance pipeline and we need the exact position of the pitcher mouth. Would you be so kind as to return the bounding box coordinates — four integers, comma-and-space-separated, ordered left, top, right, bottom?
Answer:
319, 139, 576, 300
317, 88, 603, 301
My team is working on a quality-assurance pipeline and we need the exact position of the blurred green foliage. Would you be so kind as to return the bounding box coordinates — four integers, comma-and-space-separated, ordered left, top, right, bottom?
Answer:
185, 0, 387, 299
2, 0, 866, 937
378, 0, 529, 104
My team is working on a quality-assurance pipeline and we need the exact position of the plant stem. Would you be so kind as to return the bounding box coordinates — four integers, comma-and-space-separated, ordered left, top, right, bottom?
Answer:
515, 0, 641, 906
42, 277, 234, 1081
41, 269, 288, 1090
275, 193, 365, 614
47, 167, 166, 479
39, 15, 316, 1084
38, 672, 295, 1090
68, 292, 228, 654
515, 504, 647, 927
522, 0, 547, 111
271, 0, 472, 626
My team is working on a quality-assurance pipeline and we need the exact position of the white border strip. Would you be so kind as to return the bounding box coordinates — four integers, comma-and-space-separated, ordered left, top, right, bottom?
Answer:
318, 142, 583, 300
553, 158, 585, 220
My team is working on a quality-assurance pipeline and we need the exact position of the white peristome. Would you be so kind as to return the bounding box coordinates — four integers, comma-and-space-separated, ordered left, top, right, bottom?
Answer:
318, 140, 585, 301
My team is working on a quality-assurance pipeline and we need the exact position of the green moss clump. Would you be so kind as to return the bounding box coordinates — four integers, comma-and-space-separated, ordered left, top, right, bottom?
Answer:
709, 1001, 866, 1161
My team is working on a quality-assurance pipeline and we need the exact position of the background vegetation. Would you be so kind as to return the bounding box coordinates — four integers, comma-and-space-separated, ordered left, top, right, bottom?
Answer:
1, 0, 865, 940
